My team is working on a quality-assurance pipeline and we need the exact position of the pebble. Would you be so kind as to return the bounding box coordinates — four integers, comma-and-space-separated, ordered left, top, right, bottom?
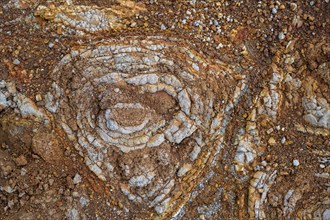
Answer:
266, 128, 274, 134
13, 59, 20, 65
80, 197, 89, 206
48, 43, 54, 48
293, 159, 300, 167
278, 32, 285, 40
323, 209, 330, 220
20, 168, 27, 176
66, 175, 75, 189
35, 94, 42, 102
160, 24, 166, 30
73, 173, 82, 184
271, 8, 277, 14
8, 200, 14, 209
49, 179, 55, 186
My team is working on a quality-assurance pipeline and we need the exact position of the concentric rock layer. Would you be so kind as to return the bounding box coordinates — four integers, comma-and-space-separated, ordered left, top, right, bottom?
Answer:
45, 36, 237, 216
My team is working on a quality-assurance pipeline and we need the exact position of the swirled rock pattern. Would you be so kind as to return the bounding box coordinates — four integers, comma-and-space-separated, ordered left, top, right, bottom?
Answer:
0, 1, 329, 219
44, 36, 241, 216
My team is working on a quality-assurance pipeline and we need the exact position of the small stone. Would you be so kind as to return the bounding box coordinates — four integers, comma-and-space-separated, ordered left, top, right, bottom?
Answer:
293, 159, 300, 167
7, 200, 14, 209
73, 173, 82, 184
13, 59, 20, 65
79, 197, 89, 206
48, 43, 54, 48
66, 175, 74, 189
20, 168, 27, 176
268, 137, 276, 145
49, 179, 55, 186
266, 128, 274, 134
160, 24, 166, 30
320, 164, 325, 169
278, 32, 285, 40
323, 209, 330, 220
271, 8, 277, 14
15, 155, 28, 166
35, 94, 42, 102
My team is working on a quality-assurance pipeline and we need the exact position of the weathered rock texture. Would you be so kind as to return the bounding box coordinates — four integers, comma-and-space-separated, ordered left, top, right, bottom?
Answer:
0, 0, 329, 220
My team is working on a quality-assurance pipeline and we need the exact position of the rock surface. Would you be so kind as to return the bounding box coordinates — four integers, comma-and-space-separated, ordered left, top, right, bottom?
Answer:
0, 0, 329, 219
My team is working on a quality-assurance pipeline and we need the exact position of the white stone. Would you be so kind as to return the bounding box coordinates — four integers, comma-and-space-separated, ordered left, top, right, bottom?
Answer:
293, 159, 300, 167
15, 94, 47, 120
73, 173, 82, 184
278, 32, 285, 40
323, 209, 330, 220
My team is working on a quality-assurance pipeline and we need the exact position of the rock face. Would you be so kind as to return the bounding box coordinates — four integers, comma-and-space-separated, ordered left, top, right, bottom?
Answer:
45, 36, 242, 215
0, 0, 329, 220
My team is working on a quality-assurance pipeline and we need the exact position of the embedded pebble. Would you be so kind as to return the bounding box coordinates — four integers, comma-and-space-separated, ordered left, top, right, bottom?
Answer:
13, 59, 20, 65
73, 174, 82, 184
293, 160, 300, 167
278, 32, 285, 40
